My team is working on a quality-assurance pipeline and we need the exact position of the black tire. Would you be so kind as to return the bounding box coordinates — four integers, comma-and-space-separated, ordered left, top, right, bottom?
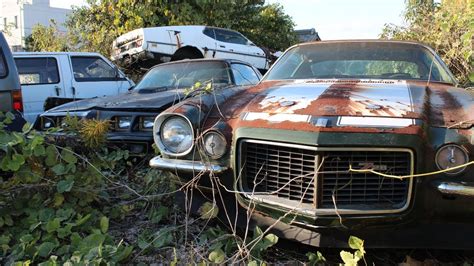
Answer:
171, 49, 203, 61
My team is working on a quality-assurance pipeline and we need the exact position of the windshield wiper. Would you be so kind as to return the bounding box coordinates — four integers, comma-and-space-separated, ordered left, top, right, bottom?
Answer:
137, 86, 173, 94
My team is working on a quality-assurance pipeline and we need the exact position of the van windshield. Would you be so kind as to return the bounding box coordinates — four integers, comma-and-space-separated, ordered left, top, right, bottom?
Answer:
265, 42, 456, 84
134, 61, 231, 91
0, 49, 6, 78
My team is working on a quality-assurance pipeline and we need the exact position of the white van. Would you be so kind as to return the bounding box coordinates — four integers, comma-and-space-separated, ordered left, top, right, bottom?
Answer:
13, 52, 134, 123
111, 26, 269, 72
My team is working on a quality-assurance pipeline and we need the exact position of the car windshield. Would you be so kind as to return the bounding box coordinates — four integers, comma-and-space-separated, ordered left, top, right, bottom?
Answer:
135, 61, 232, 91
265, 42, 456, 84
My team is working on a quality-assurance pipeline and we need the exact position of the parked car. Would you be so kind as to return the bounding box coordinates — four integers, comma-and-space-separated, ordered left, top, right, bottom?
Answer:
36, 59, 261, 154
111, 25, 269, 72
0, 32, 25, 131
13, 52, 134, 123
149, 40, 474, 249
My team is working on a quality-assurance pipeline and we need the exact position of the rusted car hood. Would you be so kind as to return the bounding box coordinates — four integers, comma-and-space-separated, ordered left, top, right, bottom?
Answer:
213, 79, 474, 132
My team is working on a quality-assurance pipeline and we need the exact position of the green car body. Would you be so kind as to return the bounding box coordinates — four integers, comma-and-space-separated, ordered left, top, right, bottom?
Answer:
150, 40, 474, 248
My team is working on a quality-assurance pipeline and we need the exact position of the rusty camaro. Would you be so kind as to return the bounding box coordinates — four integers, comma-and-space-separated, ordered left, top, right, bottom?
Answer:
149, 40, 474, 248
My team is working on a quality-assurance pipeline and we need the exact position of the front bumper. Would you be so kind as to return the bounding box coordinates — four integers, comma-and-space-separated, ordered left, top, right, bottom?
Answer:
437, 182, 474, 197
149, 156, 227, 173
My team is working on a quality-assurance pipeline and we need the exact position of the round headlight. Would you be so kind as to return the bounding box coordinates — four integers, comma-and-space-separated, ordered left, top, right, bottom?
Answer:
159, 116, 193, 155
435, 144, 469, 175
202, 131, 227, 159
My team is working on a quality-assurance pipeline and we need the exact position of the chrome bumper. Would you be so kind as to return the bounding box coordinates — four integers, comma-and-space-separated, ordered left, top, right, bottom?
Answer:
437, 182, 474, 197
149, 156, 227, 173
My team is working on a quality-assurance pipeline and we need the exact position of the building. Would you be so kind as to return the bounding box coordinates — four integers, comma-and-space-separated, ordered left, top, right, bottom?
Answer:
295, 28, 321, 43
0, 0, 71, 51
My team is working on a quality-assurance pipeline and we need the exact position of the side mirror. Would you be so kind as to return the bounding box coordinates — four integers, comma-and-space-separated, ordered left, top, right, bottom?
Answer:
247, 41, 256, 46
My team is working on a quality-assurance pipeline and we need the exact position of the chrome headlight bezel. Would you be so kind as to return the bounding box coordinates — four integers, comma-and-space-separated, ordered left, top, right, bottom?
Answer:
154, 114, 194, 157
202, 130, 227, 159
435, 144, 470, 175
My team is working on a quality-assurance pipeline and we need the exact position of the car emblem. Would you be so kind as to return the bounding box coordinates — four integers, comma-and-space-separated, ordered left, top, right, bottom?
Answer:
280, 100, 296, 107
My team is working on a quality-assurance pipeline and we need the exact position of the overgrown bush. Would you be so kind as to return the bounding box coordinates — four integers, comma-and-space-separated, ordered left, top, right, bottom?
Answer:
381, 0, 473, 85
0, 113, 282, 264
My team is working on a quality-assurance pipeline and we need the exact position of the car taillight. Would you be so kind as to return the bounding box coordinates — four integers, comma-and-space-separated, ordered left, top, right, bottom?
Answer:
12, 90, 23, 112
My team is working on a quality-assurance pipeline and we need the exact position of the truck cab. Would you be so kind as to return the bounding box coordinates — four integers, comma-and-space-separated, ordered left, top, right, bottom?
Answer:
13, 52, 134, 123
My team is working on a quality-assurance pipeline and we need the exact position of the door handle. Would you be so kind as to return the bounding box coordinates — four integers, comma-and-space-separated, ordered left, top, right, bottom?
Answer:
71, 86, 76, 96
219, 45, 225, 48
54, 86, 61, 96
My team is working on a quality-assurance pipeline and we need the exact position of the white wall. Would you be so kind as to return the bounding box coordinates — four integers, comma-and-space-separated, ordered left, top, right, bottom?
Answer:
0, 0, 71, 50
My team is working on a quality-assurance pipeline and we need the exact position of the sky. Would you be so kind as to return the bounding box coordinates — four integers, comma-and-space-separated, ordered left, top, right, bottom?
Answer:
50, 0, 407, 40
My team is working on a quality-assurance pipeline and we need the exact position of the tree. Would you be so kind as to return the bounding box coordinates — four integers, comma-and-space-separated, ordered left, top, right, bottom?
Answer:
380, 0, 473, 85
25, 20, 71, 52
64, 0, 297, 56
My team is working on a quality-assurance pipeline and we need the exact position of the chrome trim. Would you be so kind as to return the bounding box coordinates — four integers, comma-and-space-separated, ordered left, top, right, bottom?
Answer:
435, 144, 469, 175
237, 139, 414, 216
437, 182, 474, 197
153, 113, 195, 157
149, 156, 227, 173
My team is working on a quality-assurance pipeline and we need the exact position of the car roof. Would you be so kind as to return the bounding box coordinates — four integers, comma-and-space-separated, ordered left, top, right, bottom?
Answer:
293, 39, 434, 50
149, 58, 252, 70
13, 52, 104, 57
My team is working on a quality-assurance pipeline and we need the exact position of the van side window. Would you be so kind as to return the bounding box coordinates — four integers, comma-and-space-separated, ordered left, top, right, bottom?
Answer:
71, 56, 117, 82
0, 49, 6, 78
15, 57, 59, 85
231, 63, 260, 85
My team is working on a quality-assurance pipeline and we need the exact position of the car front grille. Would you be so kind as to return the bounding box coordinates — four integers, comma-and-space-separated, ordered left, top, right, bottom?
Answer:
239, 140, 412, 213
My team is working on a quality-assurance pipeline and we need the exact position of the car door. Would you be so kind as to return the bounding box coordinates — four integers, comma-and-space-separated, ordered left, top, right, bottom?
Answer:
69, 55, 129, 99
14, 55, 64, 123
213, 28, 252, 62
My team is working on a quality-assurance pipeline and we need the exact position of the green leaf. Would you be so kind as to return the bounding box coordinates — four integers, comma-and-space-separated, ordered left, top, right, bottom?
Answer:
198, 202, 219, 219
149, 206, 168, 224
33, 145, 46, 156
208, 248, 225, 263
37, 242, 56, 258
306, 251, 326, 264
348, 236, 364, 251
45, 146, 58, 167
45, 218, 60, 233
340, 251, 358, 266
53, 193, 64, 207
52, 163, 67, 175
100, 216, 109, 233
56, 179, 74, 193
8, 153, 25, 171
79, 233, 105, 252
74, 214, 91, 226
61, 149, 77, 164
153, 228, 173, 248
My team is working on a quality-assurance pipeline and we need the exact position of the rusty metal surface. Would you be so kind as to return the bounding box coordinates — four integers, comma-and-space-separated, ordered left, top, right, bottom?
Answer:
188, 79, 474, 137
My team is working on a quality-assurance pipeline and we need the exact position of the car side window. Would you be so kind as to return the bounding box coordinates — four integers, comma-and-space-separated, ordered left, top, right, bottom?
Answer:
231, 63, 260, 85
15, 57, 60, 85
71, 56, 117, 82
214, 29, 248, 45
203, 27, 215, 39
0, 49, 6, 78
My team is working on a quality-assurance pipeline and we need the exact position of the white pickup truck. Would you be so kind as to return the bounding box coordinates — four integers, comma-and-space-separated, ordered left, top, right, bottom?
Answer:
13, 52, 134, 123
111, 25, 269, 72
